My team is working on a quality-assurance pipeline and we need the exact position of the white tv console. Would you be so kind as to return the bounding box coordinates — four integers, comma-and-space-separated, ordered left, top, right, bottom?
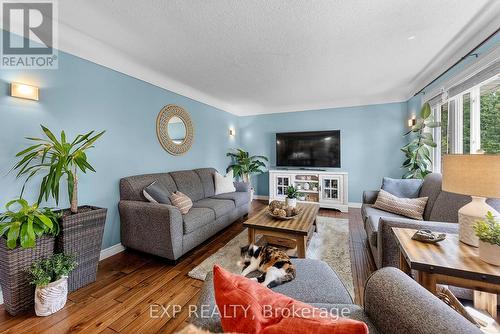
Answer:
268, 169, 348, 212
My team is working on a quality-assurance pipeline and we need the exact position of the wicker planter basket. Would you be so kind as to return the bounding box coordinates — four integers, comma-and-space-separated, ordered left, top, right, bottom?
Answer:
56, 206, 107, 292
0, 236, 55, 315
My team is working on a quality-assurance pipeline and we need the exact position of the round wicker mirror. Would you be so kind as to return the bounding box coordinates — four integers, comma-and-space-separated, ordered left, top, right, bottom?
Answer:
156, 105, 194, 155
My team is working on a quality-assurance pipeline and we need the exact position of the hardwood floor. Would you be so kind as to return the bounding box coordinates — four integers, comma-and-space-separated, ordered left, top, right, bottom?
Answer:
0, 200, 375, 333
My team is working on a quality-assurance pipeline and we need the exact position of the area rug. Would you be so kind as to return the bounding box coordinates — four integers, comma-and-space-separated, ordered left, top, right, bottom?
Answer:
188, 216, 354, 297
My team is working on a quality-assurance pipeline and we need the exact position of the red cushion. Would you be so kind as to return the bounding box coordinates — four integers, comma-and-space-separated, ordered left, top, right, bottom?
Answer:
213, 265, 368, 334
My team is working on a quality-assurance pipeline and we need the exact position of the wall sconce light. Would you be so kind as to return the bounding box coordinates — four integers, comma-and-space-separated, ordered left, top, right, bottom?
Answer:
407, 117, 416, 127
229, 128, 236, 136
11, 82, 39, 101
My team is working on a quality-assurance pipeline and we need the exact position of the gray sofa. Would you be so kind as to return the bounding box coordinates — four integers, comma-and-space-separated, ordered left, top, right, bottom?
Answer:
119, 168, 251, 260
362, 173, 500, 268
191, 259, 481, 334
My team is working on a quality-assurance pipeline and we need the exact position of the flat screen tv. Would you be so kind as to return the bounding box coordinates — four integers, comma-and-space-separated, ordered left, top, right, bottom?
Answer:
276, 131, 341, 168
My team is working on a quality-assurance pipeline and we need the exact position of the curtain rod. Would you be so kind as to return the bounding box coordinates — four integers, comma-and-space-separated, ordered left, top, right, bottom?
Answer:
414, 27, 500, 97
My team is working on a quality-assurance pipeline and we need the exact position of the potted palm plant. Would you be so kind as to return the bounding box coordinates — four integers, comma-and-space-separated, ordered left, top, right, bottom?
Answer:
0, 199, 60, 315
285, 186, 300, 208
27, 253, 77, 316
227, 148, 268, 201
473, 212, 500, 266
14, 125, 106, 291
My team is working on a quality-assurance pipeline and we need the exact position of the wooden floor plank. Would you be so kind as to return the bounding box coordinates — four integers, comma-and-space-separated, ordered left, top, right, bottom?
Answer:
0, 200, 375, 333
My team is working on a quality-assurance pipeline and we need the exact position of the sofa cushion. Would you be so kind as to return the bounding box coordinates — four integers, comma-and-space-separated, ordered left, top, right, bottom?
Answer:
143, 181, 172, 205
194, 168, 217, 198
193, 198, 236, 218
418, 173, 443, 221
120, 173, 177, 201
363, 204, 407, 222
212, 265, 368, 334
214, 170, 236, 195
183, 207, 216, 234
170, 170, 205, 201
170, 191, 193, 214
382, 177, 423, 198
373, 189, 428, 220
211, 191, 250, 207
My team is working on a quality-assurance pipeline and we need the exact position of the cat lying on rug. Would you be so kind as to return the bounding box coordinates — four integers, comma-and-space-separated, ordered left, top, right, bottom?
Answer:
238, 244, 296, 288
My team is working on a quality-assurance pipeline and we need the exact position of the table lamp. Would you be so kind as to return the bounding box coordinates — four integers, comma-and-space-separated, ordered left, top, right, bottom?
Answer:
442, 155, 500, 247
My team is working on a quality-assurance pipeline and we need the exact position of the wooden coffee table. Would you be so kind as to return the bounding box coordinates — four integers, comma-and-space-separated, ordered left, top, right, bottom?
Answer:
392, 227, 500, 318
243, 203, 320, 258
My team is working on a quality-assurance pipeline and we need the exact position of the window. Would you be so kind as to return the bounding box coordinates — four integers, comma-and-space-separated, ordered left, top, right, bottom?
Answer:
462, 92, 471, 154
480, 77, 500, 153
433, 73, 500, 172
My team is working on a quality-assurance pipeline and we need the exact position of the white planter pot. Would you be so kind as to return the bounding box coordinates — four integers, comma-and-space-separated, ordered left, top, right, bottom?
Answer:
478, 241, 500, 266
35, 276, 68, 316
285, 198, 297, 208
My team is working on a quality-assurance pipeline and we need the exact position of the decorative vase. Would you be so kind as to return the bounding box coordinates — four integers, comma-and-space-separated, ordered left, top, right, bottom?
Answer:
313, 186, 318, 191
303, 183, 310, 190
250, 188, 254, 202
478, 240, 500, 266
35, 276, 68, 316
296, 185, 302, 190
285, 198, 297, 208
56, 206, 107, 292
0, 236, 55, 315
458, 196, 499, 247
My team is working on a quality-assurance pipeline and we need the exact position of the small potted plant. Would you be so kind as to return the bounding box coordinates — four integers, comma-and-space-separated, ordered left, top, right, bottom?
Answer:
0, 199, 60, 315
27, 253, 77, 316
14, 125, 106, 291
473, 212, 500, 266
285, 186, 300, 208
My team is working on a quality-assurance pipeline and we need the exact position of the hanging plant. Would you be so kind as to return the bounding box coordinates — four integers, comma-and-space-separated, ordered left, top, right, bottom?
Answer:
401, 102, 441, 179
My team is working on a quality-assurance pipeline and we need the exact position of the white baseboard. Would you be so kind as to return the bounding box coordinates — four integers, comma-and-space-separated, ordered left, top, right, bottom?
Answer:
348, 202, 363, 208
99, 243, 125, 261
253, 195, 269, 200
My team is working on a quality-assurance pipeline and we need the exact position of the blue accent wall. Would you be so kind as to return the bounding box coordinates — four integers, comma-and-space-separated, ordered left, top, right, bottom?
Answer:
238, 102, 408, 202
0, 50, 238, 249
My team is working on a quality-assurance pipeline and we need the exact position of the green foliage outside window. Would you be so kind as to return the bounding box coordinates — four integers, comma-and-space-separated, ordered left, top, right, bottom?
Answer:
480, 86, 500, 153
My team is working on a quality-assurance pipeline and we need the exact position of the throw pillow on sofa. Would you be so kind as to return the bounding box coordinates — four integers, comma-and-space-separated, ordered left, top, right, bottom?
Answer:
381, 177, 423, 198
212, 265, 368, 334
170, 191, 193, 214
373, 189, 428, 220
143, 181, 171, 204
214, 170, 236, 195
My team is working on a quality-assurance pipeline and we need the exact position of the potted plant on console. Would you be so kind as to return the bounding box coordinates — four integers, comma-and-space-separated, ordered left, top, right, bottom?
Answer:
227, 148, 268, 201
285, 186, 300, 208
0, 199, 60, 315
14, 125, 106, 291
27, 253, 77, 316
473, 212, 500, 266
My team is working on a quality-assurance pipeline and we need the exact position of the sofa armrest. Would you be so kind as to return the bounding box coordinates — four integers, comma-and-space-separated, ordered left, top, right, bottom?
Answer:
364, 267, 481, 334
362, 190, 379, 204
377, 217, 458, 267
234, 181, 250, 193
118, 200, 183, 260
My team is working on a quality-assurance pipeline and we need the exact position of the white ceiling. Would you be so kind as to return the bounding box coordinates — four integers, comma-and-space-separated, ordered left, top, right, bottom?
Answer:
55, 0, 500, 115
